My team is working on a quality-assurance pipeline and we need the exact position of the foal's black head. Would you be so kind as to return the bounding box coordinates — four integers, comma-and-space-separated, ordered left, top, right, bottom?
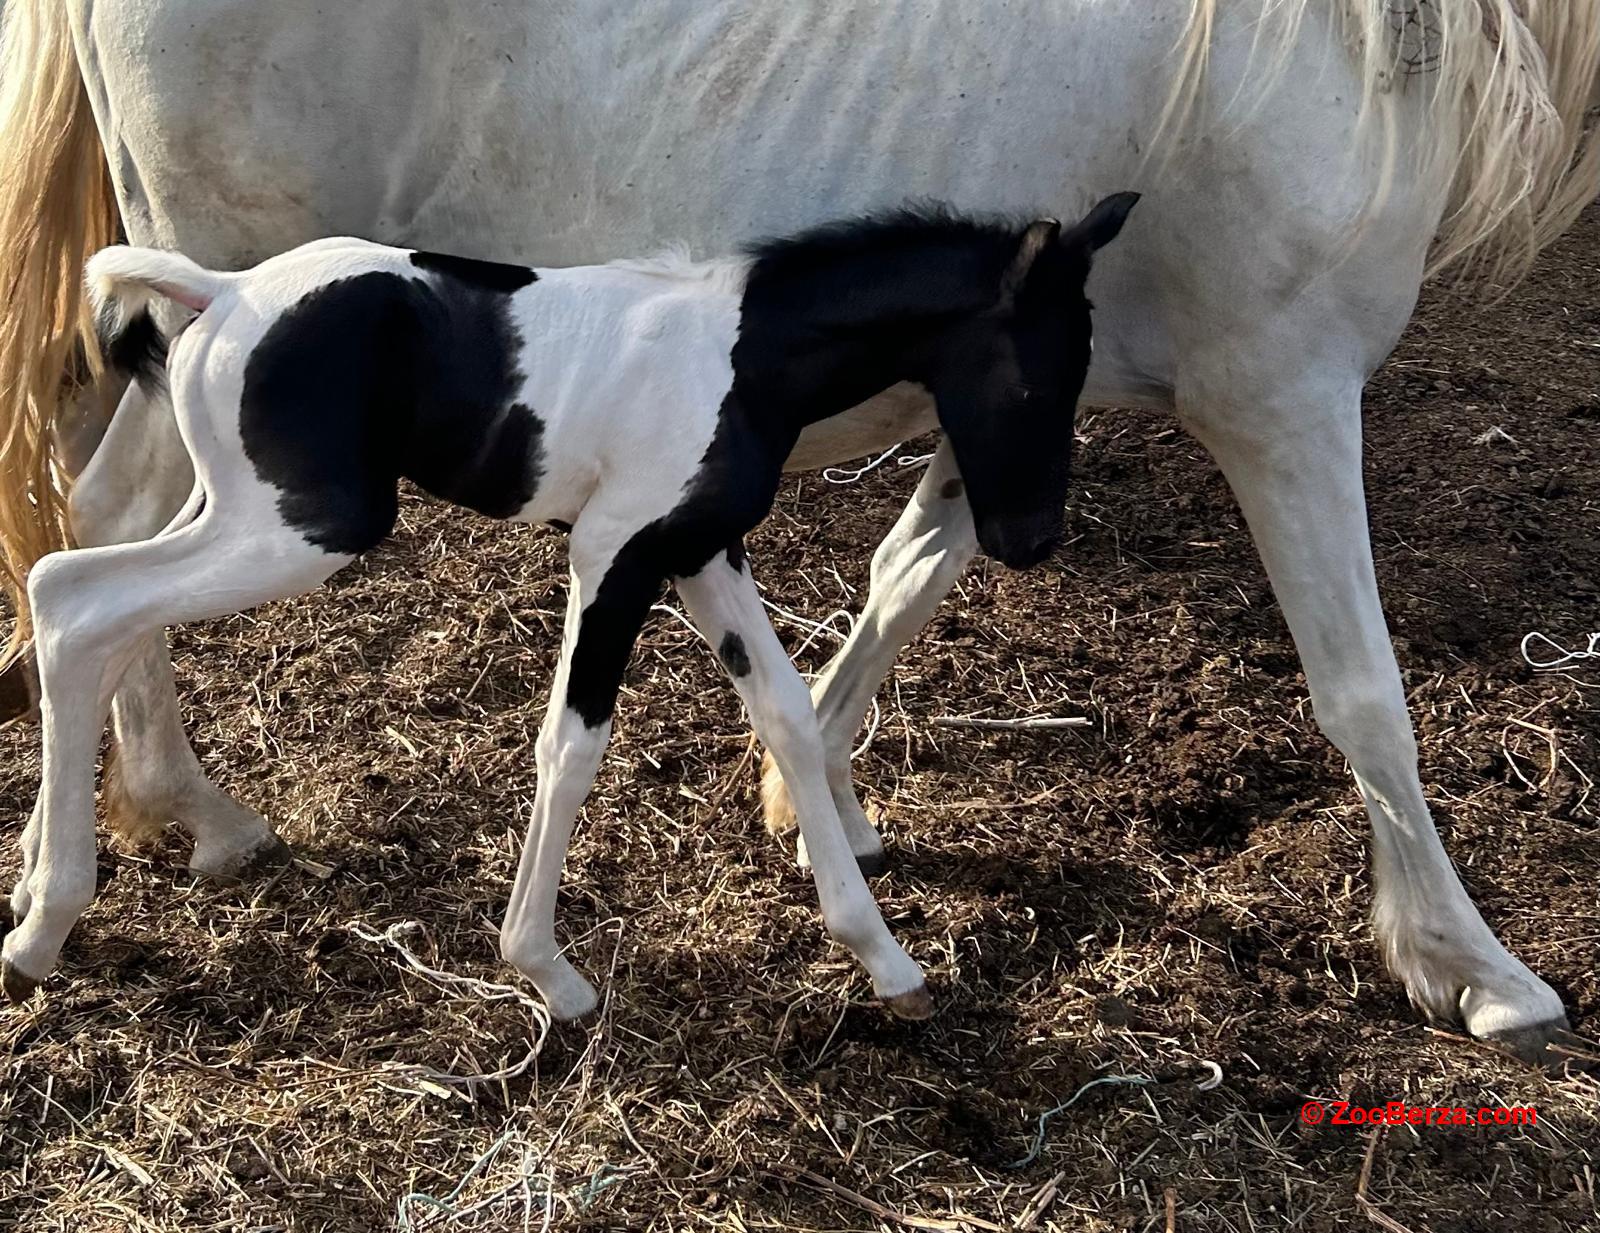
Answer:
739, 193, 1139, 568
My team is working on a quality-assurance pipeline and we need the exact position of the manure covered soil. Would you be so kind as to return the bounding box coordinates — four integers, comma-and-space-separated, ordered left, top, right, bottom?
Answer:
2, 210, 1598, 1232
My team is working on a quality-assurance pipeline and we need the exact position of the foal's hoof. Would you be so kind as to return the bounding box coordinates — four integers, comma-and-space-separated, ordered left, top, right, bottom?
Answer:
523, 958, 600, 1023
0, 959, 41, 1006
882, 982, 934, 1021
794, 837, 889, 877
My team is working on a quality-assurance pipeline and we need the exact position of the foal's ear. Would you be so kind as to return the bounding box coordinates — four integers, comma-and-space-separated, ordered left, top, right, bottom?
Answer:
998, 217, 1062, 308
1061, 191, 1141, 256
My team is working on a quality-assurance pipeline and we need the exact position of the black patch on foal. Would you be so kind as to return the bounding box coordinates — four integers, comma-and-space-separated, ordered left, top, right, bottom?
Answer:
725, 539, 748, 573
566, 393, 786, 728
718, 631, 751, 678
239, 268, 544, 555
409, 250, 538, 293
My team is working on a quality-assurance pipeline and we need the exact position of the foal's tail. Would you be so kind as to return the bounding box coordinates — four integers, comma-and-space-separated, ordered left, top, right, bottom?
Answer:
85, 248, 231, 387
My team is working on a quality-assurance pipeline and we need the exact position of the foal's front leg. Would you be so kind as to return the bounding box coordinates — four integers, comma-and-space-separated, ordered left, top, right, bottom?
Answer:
498, 532, 660, 1020
676, 548, 930, 1016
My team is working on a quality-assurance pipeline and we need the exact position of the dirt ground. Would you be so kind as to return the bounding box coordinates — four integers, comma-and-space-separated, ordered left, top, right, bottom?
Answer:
1, 204, 1597, 1231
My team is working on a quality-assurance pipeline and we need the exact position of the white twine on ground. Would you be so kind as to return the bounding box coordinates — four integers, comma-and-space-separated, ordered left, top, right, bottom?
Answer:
1007, 1063, 1223, 1169
1007, 1074, 1155, 1169
1522, 630, 1600, 670
395, 1130, 632, 1232
347, 919, 549, 1091
931, 714, 1091, 731
822, 443, 937, 484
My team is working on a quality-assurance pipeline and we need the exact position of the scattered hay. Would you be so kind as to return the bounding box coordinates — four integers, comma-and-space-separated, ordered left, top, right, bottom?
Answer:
2, 213, 1598, 1233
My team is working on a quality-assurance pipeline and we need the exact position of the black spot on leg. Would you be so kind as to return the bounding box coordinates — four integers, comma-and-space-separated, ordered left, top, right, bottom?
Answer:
718, 631, 751, 678
940, 477, 965, 500
726, 539, 748, 573
408, 250, 537, 292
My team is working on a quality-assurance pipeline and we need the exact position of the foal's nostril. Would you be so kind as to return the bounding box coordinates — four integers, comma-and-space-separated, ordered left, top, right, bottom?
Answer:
1021, 535, 1060, 568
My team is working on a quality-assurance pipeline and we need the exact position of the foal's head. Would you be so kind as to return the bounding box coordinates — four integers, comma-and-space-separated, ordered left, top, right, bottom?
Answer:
740, 193, 1138, 568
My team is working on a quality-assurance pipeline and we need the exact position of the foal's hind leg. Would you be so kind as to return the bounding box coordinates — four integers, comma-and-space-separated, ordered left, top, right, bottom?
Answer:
1182, 367, 1566, 1061
2, 516, 346, 1000
67, 382, 288, 875
677, 549, 929, 1015
760, 441, 977, 868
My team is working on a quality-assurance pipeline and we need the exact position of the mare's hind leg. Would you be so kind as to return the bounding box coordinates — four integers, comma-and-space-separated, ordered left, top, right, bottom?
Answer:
67, 382, 288, 875
677, 548, 929, 1015
760, 441, 977, 868
1181, 364, 1566, 1061
2, 515, 346, 1001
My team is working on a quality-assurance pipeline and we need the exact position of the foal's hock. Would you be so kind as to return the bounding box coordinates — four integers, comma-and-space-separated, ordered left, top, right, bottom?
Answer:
2, 196, 1135, 1014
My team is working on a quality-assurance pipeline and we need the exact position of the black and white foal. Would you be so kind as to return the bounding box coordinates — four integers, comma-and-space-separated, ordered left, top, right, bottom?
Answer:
3, 197, 1136, 1016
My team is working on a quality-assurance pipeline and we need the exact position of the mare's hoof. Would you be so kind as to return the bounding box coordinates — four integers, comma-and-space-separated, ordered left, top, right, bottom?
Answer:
0, 653, 38, 727
241, 835, 296, 874
1484, 1019, 1592, 1074
1, 959, 40, 1005
882, 983, 934, 1021
192, 834, 295, 881
855, 850, 888, 878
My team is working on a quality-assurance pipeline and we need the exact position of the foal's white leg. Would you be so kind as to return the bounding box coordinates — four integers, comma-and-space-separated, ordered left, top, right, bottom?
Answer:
1185, 374, 1566, 1058
498, 577, 607, 1021
67, 383, 287, 874
2, 518, 345, 1001
678, 551, 930, 1015
760, 440, 978, 866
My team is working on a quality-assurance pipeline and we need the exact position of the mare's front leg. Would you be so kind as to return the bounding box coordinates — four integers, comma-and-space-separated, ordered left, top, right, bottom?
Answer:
677, 548, 930, 1016
760, 440, 977, 866
498, 525, 664, 1021
1182, 364, 1567, 1061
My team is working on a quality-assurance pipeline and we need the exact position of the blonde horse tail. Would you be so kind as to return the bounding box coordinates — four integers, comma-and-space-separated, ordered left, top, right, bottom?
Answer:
0, 0, 121, 667
1420, 0, 1600, 284
1515, 1, 1600, 266
1164, 2, 1600, 290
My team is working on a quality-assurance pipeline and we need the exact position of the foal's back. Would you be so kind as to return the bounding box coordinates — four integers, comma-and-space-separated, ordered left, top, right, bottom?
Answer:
180, 240, 745, 554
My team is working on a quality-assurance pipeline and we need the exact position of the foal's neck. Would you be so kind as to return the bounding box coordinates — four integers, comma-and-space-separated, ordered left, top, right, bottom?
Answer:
731, 209, 1024, 429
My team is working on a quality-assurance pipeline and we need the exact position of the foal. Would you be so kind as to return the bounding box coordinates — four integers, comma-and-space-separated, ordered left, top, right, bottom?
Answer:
3, 196, 1135, 1016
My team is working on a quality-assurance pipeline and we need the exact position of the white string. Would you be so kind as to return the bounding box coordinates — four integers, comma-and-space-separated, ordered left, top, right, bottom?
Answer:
822, 444, 937, 484
1521, 630, 1600, 669
348, 920, 549, 1091
852, 697, 883, 761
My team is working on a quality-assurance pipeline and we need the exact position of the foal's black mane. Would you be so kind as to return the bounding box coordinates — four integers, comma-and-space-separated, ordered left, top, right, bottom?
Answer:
741, 203, 1042, 326
745, 201, 1029, 268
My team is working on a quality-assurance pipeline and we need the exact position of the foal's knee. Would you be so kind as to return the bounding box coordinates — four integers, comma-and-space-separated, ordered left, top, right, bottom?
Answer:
26, 553, 99, 656
534, 710, 608, 779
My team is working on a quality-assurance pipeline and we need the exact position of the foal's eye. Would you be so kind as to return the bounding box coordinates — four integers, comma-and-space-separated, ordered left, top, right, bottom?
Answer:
1004, 382, 1053, 406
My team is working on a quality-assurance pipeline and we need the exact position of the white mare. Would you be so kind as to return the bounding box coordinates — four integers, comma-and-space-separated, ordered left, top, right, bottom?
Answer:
1, 0, 1596, 1057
